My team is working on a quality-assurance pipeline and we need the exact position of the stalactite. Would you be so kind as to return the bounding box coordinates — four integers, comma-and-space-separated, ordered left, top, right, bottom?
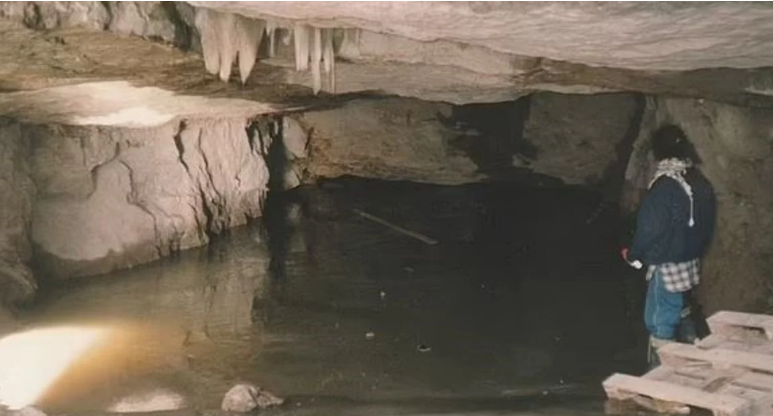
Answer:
322, 29, 335, 93
195, 8, 221, 76
194, 8, 269, 85
282, 28, 292, 46
266, 21, 277, 58
216, 12, 236, 82
235, 15, 265, 85
294, 24, 310, 71
311, 27, 323, 94
195, 7, 340, 95
338, 28, 361, 60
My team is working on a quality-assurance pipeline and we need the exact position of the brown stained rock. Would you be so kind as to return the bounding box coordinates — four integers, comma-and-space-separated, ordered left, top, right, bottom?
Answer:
301, 94, 642, 187
301, 98, 483, 185
522, 92, 641, 186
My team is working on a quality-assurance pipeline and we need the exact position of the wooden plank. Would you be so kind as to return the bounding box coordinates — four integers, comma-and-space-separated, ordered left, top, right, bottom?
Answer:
608, 369, 693, 415
659, 343, 773, 373
630, 395, 690, 415
749, 397, 773, 416
752, 342, 773, 356
709, 311, 773, 340
654, 372, 707, 389
700, 333, 731, 349
603, 373, 751, 416
643, 365, 676, 381
670, 365, 748, 392
733, 372, 773, 393
709, 311, 773, 330
675, 363, 740, 381
604, 398, 640, 415
715, 384, 770, 404
352, 209, 439, 245
700, 333, 773, 355
606, 397, 689, 416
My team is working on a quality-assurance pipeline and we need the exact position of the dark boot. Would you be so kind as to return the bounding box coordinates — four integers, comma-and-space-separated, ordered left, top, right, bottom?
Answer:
677, 314, 699, 344
648, 336, 673, 371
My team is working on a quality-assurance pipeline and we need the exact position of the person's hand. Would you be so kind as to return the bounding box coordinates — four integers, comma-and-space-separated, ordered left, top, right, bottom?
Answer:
620, 247, 629, 261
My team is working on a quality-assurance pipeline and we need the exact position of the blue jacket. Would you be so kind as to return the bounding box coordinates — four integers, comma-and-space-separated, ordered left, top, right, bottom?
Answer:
629, 169, 716, 265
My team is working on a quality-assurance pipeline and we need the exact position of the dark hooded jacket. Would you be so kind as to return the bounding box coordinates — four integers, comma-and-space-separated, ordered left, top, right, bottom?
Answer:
629, 168, 716, 265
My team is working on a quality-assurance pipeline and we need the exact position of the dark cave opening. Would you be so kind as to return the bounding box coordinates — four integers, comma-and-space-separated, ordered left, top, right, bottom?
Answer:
251, 94, 653, 406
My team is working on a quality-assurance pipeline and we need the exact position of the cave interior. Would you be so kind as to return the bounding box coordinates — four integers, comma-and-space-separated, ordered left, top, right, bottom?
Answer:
0, 2, 772, 415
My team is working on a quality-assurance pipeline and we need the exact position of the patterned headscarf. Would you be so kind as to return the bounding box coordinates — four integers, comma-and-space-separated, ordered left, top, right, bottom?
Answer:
649, 158, 695, 227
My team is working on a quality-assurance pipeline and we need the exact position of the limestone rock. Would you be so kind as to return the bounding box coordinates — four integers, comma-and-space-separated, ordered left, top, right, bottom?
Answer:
0, 1, 109, 31
0, 119, 36, 306
521, 92, 641, 186
28, 118, 269, 279
283, 117, 307, 161
302, 95, 643, 187
105, 2, 186, 45
279, 117, 308, 190
221, 384, 283, 412
195, 2, 773, 71
623, 98, 773, 313
302, 98, 482, 185
2, 2, 773, 107
0, 2, 193, 47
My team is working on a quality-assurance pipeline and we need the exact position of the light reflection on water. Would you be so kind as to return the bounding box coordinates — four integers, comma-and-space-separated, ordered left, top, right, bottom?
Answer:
12, 181, 642, 415
0, 326, 108, 409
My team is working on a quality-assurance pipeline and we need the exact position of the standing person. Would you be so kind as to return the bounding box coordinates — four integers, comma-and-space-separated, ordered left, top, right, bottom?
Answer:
622, 124, 716, 369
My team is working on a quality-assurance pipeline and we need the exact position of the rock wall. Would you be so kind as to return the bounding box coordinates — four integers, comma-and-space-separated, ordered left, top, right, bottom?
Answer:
623, 98, 773, 313
302, 94, 641, 187
0, 119, 36, 305
301, 98, 483, 185
0, 1, 197, 49
27, 118, 268, 279
521, 92, 642, 186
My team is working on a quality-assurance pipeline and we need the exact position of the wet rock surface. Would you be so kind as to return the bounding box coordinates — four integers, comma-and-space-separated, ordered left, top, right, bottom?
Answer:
221, 384, 283, 412
26, 118, 268, 279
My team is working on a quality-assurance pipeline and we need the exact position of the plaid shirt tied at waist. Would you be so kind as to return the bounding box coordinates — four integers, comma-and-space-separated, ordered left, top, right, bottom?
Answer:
646, 259, 700, 293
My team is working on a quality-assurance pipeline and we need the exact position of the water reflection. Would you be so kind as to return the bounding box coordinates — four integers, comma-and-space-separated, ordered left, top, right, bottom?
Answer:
13, 179, 643, 415
32, 227, 270, 340
0, 326, 108, 409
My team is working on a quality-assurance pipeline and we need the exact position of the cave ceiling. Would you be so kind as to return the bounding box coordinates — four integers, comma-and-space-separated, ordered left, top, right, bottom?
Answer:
2, 1, 773, 126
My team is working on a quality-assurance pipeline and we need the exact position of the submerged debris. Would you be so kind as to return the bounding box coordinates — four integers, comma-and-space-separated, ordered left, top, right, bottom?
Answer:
417, 344, 431, 353
353, 209, 439, 245
221, 383, 284, 412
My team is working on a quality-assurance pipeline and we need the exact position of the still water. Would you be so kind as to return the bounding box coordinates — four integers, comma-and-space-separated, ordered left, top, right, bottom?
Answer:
11, 179, 648, 415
